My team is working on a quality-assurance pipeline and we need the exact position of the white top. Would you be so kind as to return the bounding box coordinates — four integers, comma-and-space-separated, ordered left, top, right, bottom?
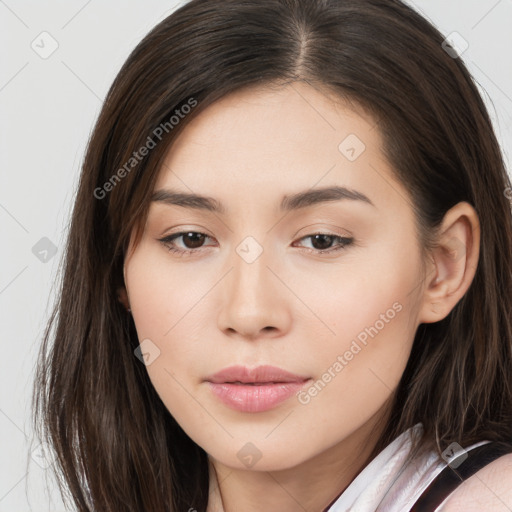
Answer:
327, 423, 490, 511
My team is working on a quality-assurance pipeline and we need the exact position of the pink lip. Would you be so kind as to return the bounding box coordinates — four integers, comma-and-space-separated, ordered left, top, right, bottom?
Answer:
205, 365, 311, 413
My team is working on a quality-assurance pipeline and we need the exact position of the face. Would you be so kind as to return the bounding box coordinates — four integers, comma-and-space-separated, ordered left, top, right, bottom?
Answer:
123, 81, 427, 471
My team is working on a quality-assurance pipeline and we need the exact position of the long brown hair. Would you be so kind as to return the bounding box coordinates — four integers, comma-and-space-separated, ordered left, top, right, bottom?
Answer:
32, 0, 512, 510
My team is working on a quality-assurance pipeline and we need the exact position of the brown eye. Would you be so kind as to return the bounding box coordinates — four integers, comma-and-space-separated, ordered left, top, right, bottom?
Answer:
158, 231, 215, 256
294, 233, 354, 254
180, 232, 207, 249
310, 234, 335, 251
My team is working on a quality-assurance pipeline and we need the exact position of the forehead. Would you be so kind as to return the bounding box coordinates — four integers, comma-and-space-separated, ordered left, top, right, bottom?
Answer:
159, 82, 376, 171
153, 82, 410, 218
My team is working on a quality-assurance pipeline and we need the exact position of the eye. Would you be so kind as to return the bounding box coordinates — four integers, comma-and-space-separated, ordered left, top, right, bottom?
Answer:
158, 231, 354, 257
293, 233, 354, 254
158, 231, 216, 256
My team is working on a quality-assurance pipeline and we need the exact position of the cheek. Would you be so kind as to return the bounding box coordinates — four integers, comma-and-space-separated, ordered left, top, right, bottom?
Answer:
127, 245, 208, 341
125, 242, 230, 377
126, 251, 210, 429
294, 242, 421, 400
317, 258, 421, 408
292, 283, 416, 443
294, 240, 420, 348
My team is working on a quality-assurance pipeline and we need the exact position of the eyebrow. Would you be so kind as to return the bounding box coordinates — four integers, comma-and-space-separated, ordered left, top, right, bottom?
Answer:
150, 185, 375, 214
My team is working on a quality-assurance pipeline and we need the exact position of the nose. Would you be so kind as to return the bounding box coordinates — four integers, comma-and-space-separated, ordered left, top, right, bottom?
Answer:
217, 240, 292, 341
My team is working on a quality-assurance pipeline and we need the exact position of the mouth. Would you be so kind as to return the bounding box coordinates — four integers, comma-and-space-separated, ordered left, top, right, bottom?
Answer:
205, 364, 310, 385
225, 381, 295, 385
205, 365, 311, 413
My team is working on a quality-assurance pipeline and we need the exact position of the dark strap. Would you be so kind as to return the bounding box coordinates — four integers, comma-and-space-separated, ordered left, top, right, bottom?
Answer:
408, 440, 512, 511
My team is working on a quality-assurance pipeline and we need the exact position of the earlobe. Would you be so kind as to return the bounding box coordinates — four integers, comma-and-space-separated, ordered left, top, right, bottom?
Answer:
117, 286, 131, 312
417, 202, 480, 324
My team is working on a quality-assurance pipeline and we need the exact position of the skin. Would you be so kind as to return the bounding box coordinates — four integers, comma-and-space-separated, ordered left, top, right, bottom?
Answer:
439, 454, 512, 512
120, 81, 486, 511
438, 452, 512, 511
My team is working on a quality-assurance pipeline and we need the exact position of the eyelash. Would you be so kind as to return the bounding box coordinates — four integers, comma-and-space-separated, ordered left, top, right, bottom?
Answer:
158, 231, 354, 257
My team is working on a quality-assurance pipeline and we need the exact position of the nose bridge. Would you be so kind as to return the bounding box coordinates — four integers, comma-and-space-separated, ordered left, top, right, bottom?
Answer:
230, 234, 272, 303
217, 232, 290, 336
229, 200, 274, 281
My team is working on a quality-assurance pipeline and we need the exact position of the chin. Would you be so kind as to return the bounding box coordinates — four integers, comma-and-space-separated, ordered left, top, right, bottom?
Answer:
207, 440, 314, 472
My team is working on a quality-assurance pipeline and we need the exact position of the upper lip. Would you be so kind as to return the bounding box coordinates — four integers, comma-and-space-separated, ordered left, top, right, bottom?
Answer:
205, 365, 310, 384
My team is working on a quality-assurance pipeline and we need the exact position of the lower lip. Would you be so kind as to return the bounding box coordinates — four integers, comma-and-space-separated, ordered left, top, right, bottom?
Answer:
206, 380, 310, 413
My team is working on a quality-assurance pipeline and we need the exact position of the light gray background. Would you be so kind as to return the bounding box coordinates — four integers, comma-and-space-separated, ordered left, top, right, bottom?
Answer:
1, 1, 511, 510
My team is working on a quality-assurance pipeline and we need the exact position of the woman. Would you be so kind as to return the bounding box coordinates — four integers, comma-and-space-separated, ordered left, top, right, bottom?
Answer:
32, 0, 512, 510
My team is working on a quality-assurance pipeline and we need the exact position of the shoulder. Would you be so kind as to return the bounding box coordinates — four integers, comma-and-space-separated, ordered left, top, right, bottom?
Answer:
437, 452, 512, 511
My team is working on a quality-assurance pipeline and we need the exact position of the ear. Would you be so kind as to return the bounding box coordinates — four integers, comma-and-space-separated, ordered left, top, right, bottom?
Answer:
417, 201, 480, 324
117, 286, 131, 312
